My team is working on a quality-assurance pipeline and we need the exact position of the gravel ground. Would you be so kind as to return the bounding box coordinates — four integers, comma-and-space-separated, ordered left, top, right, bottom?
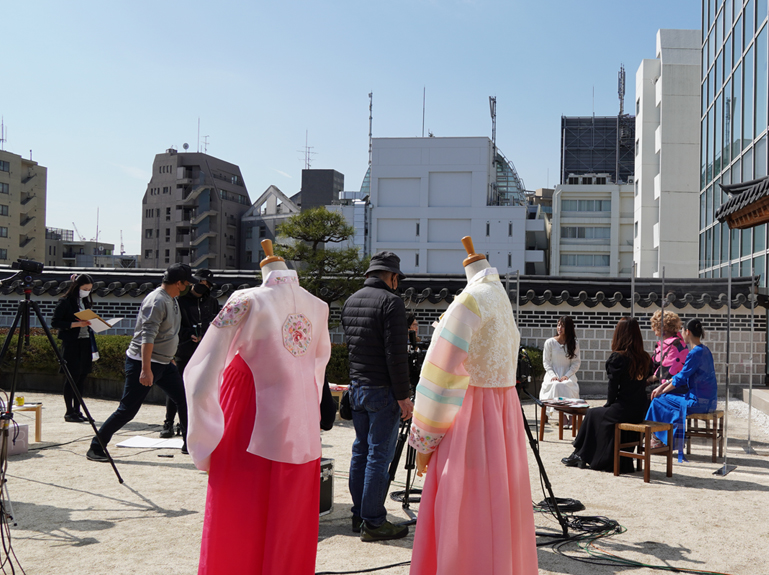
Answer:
0, 391, 766, 575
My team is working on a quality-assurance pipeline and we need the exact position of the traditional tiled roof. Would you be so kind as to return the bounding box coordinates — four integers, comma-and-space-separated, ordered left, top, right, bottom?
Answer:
0, 267, 762, 310
715, 175, 769, 227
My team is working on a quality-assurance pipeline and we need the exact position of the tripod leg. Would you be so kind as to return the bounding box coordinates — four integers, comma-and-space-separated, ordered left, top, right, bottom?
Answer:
5, 303, 29, 413
29, 301, 123, 484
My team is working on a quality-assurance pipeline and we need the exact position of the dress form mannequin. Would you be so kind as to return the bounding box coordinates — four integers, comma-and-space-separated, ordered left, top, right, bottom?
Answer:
461, 236, 492, 282
260, 239, 288, 275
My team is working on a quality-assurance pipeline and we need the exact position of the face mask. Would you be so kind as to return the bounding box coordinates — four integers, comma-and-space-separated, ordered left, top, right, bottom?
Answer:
192, 283, 210, 297
79, 289, 91, 298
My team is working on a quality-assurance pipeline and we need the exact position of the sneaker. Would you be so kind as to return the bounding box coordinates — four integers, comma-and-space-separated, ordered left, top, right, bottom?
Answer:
86, 447, 109, 463
159, 421, 174, 439
360, 520, 409, 542
64, 413, 80, 423
352, 515, 363, 533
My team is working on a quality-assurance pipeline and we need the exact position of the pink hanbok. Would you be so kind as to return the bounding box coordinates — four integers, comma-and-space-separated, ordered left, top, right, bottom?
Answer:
409, 268, 538, 575
185, 270, 331, 575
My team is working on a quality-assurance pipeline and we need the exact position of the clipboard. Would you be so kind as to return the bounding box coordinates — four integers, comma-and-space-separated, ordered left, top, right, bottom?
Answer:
74, 310, 124, 333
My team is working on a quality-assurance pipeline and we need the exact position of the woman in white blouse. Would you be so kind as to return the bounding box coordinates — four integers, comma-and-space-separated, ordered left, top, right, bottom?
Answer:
540, 315, 581, 425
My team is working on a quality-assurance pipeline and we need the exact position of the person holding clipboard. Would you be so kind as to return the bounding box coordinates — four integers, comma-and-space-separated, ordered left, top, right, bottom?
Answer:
52, 273, 98, 423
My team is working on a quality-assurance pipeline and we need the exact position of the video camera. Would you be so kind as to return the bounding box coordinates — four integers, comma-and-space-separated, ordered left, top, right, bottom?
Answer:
11, 259, 44, 274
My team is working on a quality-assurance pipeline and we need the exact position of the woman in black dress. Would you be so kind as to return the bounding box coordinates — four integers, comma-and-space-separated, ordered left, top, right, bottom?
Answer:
562, 317, 650, 472
51, 273, 95, 422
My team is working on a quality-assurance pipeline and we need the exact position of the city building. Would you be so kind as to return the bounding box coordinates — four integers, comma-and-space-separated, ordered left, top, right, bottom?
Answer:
700, 0, 769, 286
298, 169, 344, 210
240, 185, 300, 270
45, 227, 137, 268
550, 174, 635, 277
635, 29, 701, 278
368, 137, 546, 275
560, 115, 635, 186
327, 189, 371, 256
0, 150, 47, 265
140, 149, 251, 269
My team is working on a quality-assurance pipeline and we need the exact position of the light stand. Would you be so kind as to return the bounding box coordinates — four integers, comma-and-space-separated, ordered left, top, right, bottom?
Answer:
387, 416, 419, 526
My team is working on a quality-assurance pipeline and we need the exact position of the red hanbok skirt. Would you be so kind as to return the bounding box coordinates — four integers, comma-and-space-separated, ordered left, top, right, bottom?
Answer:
198, 354, 320, 575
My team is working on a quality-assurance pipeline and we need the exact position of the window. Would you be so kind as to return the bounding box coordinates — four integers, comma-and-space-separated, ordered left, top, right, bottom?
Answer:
596, 177, 606, 185
0, 161, 9, 172
634, 221, 638, 238
508, 222, 512, 237
560, 254, 610, 267
636, 98, 640, 115
0, 249, 7, 260
582, 177, 592, 185
165, 228, 171, 241
163, 186, 170, 194
246, 251, 252, 263
635, 139, 640, 156
145, 229, 153, 238
0, 183, 8, 194
415, 222, 420, 237
166, 207, 171, 221
258, 226, 266, 238
507, 253, 512, 267
567, 177, 579, 185
561, 226, 611, 239
486, 221, 490, 237
164, 249, 170, 264
0, 227, 7, 238
245, 226, 253, 239
0, 205, 8, 216
415, 253, 419, 267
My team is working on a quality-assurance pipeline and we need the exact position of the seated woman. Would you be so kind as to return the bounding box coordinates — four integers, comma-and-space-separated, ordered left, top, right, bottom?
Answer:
646, 318, 717, 459
540, 315, 581, 426
562, 317, 650, 472
647, 310, 689, 393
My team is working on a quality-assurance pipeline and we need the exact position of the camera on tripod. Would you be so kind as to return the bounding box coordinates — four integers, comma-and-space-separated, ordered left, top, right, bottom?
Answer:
408, 331, 429, 391
11, 259, 44, 275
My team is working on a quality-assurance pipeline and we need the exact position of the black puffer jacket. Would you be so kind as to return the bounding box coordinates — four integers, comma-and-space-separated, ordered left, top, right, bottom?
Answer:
342, 277, 410, 400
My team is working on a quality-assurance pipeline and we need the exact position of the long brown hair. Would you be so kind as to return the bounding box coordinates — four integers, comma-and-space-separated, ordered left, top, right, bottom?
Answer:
611, 317, 651, 380
558, 315, 577, 359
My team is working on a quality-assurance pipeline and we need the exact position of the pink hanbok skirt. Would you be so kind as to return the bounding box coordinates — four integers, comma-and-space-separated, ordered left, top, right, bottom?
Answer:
198, 354, 320, 575
410, 385, 538, 575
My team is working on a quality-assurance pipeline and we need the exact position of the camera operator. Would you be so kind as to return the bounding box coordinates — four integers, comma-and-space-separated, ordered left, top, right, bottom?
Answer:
342, 251, 413, 542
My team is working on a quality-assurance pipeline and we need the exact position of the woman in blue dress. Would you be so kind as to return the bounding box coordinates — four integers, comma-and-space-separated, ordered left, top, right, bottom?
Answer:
647, 318, 717, 459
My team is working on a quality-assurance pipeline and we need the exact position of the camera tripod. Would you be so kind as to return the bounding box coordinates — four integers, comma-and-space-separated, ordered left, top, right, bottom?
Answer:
387, 414, 420, 526
0, 272, 123, 484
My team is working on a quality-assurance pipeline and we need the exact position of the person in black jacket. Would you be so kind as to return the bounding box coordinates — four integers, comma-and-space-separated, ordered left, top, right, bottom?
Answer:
51, 273, 96, 422
562, 317, 651, 472
342, 251, 413, 542
159, 269, 220, 438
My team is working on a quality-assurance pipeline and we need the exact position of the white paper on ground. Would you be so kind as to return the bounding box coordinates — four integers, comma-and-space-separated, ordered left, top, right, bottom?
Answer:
115, 436, 184, 449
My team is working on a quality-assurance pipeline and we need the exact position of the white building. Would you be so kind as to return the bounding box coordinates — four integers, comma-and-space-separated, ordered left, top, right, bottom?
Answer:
369, 137, 546, 275
634, 29, 701, 277
550, 175, 634, 277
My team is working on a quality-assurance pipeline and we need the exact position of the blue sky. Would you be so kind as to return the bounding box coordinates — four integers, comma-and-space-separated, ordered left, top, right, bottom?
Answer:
1, 1, 701, 256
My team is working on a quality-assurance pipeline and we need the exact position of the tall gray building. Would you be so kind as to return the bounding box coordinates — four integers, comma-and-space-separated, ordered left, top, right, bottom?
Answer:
140, 149, 251, 269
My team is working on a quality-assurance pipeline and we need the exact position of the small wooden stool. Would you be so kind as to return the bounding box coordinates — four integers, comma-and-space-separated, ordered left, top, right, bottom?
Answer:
13, 404, 42, 442
539, 402, 588, 441
686, 410, 724, 463
614, 421, 673, 483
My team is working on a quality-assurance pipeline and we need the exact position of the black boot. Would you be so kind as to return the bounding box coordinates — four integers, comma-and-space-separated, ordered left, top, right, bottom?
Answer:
561, 451, 587, 468
159, 421, 174, 439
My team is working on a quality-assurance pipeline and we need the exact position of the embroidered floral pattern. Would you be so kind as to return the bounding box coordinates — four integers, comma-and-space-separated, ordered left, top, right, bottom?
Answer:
213, 293, 251, 328
265, 272, 299, 287
409, 427, 444, 454
282, 313, 312, 356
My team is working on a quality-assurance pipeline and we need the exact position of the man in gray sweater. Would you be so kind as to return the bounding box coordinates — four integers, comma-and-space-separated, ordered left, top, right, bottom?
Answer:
87, 264, 195, 462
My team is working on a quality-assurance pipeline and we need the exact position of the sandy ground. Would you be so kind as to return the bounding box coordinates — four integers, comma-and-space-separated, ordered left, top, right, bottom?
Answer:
0, 390, 767, 575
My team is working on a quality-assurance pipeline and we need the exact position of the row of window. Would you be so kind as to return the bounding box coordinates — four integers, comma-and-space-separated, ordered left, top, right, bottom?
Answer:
566, 176, 607, 185
244, 226, 267, 239
561, 199, 611, 212
560, 254, 611, 267
219, 189, 249, 205
158, 165, 173, 174
0, 205, 8, 216
700, 220, 767, 267
0, 161, 9, 172
561, 226, 611, 239
148, 187, 170, 196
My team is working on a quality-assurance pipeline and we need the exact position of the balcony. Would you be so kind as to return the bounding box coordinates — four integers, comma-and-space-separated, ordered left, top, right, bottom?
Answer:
226, 238, 236, 248
227, 215, 237, 227
192, 210, 216, 226
62, 251, 77, 260
19, 215, 35, 227
18, 236, 34, 248
190, 231, 217, 246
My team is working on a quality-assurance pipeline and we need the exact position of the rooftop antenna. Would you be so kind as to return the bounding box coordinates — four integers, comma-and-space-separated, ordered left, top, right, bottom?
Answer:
120, 231, 125, 255
422, 87, 426, 138
618, 64, 626, 116
368, 92, 373, 166
202, 135, 209, 154
489, 96, 497, 165
0, 118, 6, 151
95, 207, 99, 243
298, 130, 316, 170
197, 118, 200, 152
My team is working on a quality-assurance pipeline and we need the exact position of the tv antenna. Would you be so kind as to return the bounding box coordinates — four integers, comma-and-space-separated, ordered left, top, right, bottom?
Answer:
489, 96, 497, 166
618, 64, 626, 116
0, 118, 6, 151
120, 231, 125, 255
202, 135, 210, 154
368, 92, 373, 166
298, 130, 316, 169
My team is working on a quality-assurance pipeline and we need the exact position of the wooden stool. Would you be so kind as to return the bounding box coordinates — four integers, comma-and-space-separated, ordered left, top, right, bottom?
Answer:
686, 410, 724, 463
539, 402, 588, 441
13, 403, 42, 442
614, 421, 673, 483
